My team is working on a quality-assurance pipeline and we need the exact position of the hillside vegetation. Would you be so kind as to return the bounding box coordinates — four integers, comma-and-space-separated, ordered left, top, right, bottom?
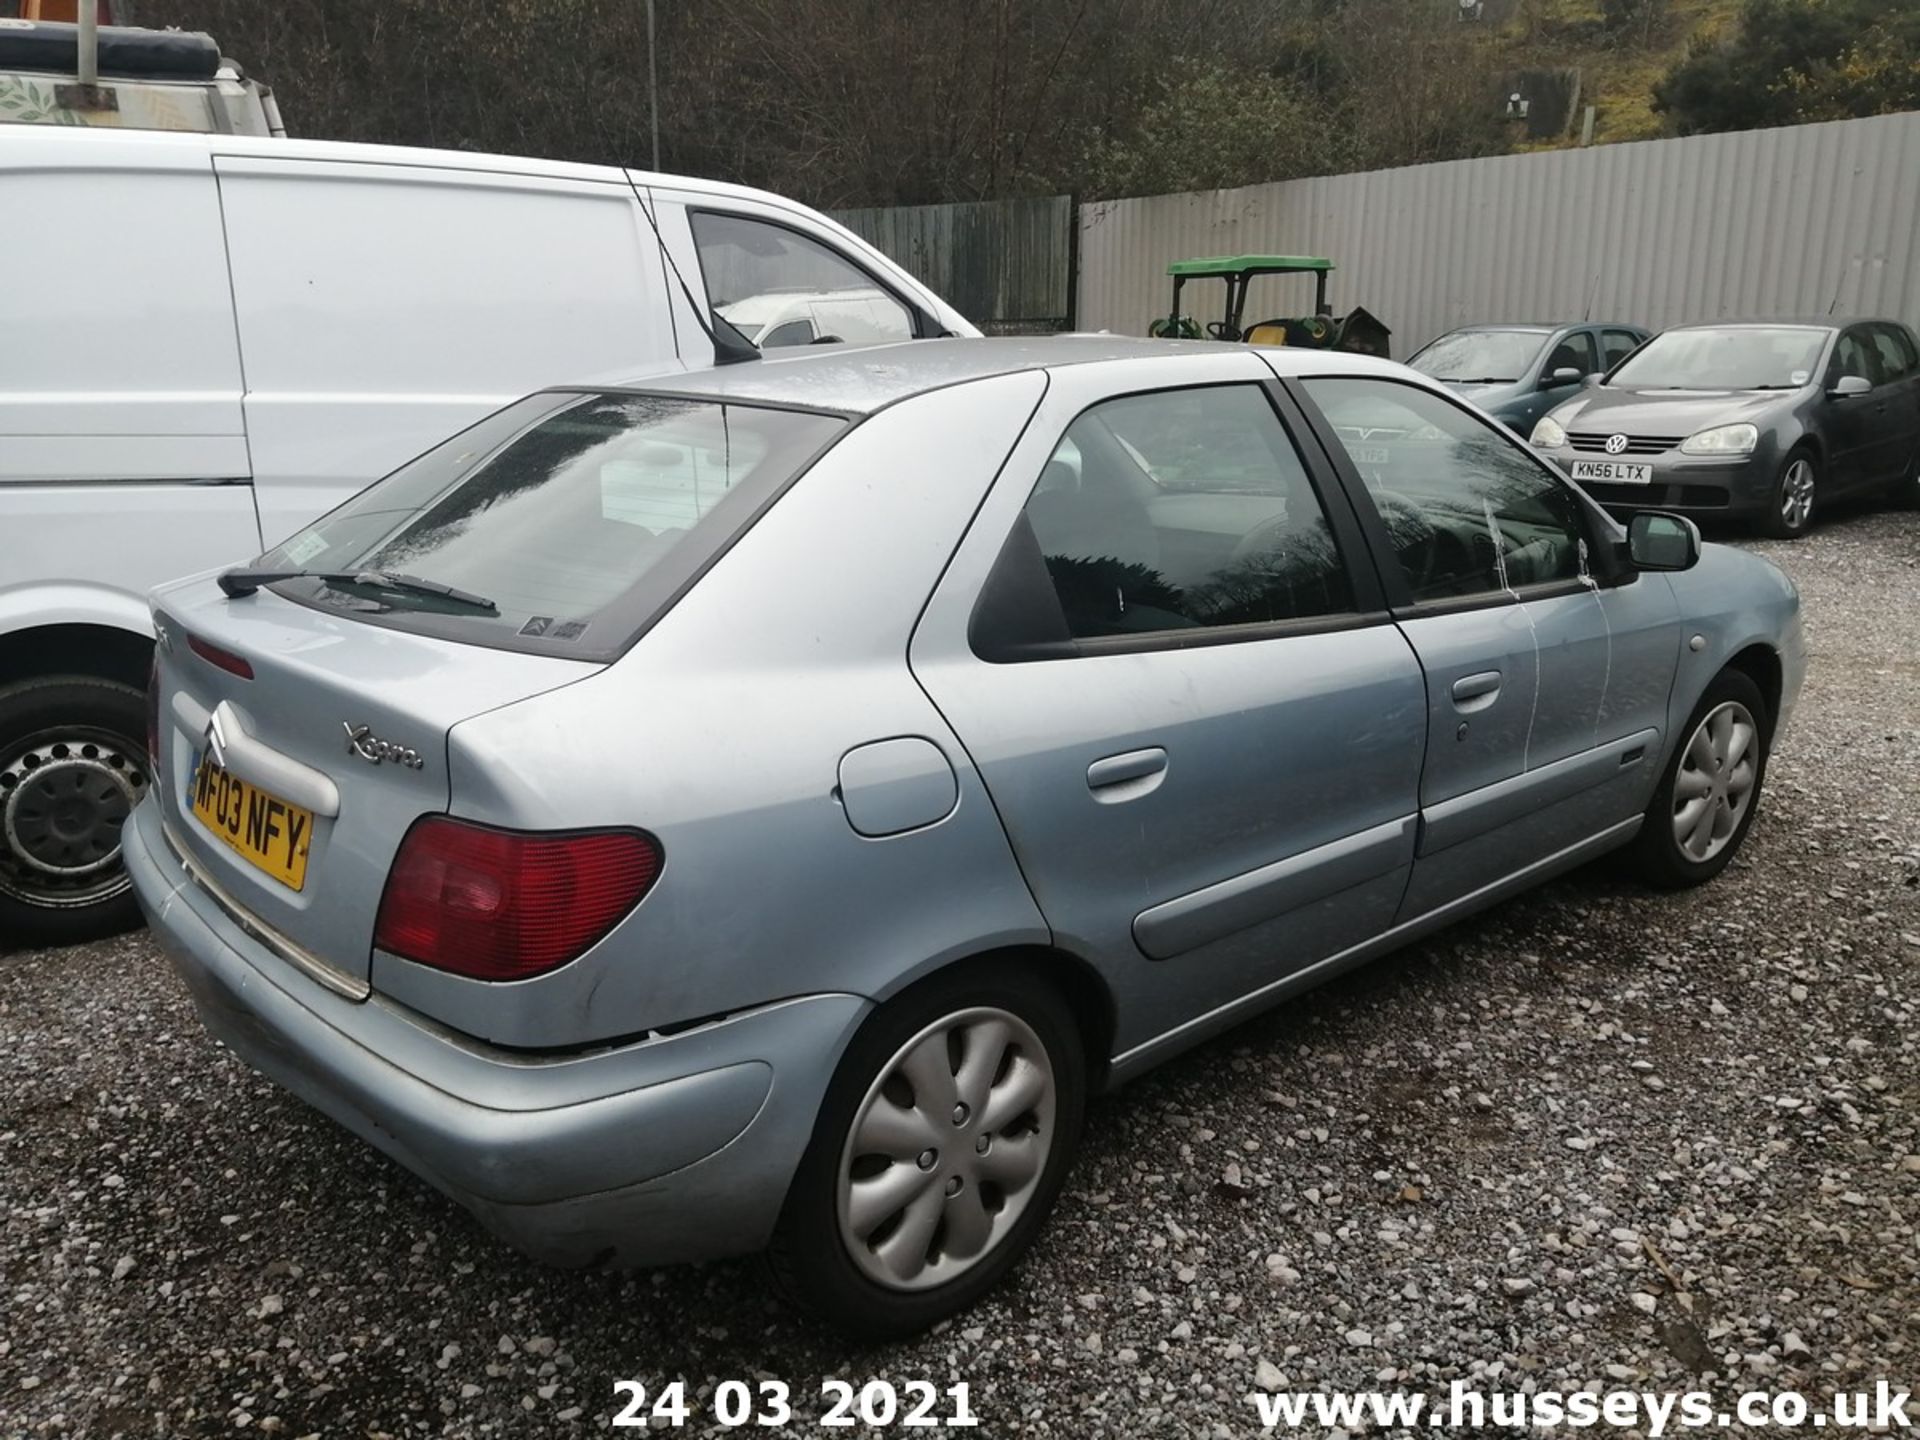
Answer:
150, 0, 1915, 207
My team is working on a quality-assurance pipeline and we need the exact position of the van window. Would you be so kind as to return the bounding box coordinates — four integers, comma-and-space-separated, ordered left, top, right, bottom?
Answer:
692, 212, 914, 348
255, 392, 846, 662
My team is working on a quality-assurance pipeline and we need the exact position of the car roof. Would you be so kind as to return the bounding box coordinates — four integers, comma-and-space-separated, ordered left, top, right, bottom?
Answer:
1664, 318, 1864, 332
1435, 321, 1644, 334
580, 336, 1407, 416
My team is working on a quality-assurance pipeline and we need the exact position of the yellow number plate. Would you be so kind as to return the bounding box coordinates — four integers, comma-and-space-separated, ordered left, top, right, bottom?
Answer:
190, 752, 314, 892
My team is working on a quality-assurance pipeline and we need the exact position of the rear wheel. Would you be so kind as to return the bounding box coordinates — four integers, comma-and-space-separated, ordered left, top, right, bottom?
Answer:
767, 961, 1085, 1338
1629, 669, 1770, 888
1756, 447, 1818, 538
0, 676, 150, 949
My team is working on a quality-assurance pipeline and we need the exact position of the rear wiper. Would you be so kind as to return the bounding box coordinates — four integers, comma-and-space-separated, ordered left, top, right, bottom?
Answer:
218, 567, 498, 613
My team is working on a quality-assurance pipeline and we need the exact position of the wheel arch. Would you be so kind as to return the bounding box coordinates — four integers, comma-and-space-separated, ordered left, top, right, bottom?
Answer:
0, 620, 154, 691
1723, 642, 1784, 731
874, 943, 1118, 1095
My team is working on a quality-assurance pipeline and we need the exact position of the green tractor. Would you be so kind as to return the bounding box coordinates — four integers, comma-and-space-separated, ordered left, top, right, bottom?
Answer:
1147, 254, 1392, 357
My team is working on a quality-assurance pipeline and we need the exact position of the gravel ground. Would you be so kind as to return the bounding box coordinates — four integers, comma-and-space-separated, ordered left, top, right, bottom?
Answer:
4, 509, 1917, 1439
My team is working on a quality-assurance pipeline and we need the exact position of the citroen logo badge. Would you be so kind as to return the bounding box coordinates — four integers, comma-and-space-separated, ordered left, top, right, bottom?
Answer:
204, 708, 231, 771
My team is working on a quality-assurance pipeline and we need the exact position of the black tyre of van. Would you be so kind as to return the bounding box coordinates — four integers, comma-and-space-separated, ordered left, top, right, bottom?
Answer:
0, 676, 150, 950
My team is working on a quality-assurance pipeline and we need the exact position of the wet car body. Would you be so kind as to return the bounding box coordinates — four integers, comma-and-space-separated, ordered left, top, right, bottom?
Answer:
128, 337, 1805, 1332
1408, 320, 1648, 435
1531, 319, 1920, 534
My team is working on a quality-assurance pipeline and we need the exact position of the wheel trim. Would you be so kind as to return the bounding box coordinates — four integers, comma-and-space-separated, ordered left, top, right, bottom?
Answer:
1780, 458, 1815, 530
0, 727, 148, 909
1672, 700, 1758, 863
837, 1006, 1056, 1293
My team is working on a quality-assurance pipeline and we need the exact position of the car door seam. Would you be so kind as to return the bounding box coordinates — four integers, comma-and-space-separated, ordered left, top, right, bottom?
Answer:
902, 372, 1059, 951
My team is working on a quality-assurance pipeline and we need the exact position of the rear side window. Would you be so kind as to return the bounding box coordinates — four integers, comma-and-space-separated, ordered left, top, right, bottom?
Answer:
691, 212, 915, 347
972, 385, 1357, 657
257, 393, 846, 660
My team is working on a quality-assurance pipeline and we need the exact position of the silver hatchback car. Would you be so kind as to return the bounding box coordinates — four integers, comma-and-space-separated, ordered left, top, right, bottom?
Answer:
129, 338, 1804, 1336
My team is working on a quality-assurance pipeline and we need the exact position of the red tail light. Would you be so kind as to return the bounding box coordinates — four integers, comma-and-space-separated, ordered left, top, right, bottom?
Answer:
187, 632, 254, 680
374, 818, 662, 981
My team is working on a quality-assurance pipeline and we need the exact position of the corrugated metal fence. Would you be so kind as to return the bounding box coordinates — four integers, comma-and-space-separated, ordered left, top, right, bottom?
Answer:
833, 195, 1073, 333
1077, 111, 1920, 354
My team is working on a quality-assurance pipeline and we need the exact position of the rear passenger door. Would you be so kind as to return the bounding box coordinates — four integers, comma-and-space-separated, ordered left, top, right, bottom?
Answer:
1295, 374, 1675, 921
910, 353, 1427, 1064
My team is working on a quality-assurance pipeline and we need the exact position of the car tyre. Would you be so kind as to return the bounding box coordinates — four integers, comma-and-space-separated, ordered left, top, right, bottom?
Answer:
1756, 446, 1818, 538
0, 675, 150, 950
767, 960, 1086, 1338
1629, 669, 1771, 889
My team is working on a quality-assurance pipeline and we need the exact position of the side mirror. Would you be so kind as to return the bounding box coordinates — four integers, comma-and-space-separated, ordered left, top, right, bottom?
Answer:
1828, 374, 1872, 399
1582, 371, 1606, 388
1541, 366, 1582, 389
1627, 510, 1701, 572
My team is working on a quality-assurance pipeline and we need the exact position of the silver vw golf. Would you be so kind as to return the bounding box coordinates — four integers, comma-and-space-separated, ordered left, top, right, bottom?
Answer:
129, 338, 1803, 1336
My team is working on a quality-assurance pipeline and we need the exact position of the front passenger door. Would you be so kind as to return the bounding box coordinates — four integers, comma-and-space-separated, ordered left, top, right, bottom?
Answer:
1297, 374, 1674, 922
1824, 328, 1887, 489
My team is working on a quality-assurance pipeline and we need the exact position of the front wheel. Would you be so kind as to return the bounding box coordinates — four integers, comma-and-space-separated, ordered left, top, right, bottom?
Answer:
0, 675, 151, 949
1756, 447, 1818, 538
1629, 669, 1770, 888
767, 962, 1086, 1338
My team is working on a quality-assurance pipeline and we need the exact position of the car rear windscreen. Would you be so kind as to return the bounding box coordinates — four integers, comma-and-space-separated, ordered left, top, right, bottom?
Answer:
253, 392, 848, 661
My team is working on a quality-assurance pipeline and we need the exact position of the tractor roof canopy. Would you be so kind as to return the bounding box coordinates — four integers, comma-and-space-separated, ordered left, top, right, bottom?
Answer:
1166, 255, 1335, 277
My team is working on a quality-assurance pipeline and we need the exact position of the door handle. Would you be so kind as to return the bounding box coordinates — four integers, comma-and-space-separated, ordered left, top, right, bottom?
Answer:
1450, 671, 1502, 712
1087, 747, 1168, 803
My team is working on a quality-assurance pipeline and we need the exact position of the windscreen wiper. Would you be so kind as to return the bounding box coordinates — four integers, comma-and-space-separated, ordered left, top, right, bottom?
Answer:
218, 566, 497, 613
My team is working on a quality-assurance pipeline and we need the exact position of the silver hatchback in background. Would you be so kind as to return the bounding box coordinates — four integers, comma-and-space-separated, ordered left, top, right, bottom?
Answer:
129, 338, 1804, 1335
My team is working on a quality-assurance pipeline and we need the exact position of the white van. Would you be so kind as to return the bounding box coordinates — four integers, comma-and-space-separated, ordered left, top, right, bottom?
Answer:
0, 125, 976, 946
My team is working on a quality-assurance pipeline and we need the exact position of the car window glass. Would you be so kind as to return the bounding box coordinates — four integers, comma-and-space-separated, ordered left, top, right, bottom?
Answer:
257, 394, 845, 661
1408, 329, 1546, 383
1544, 330, 1599, 377
989, 385, 1356, 647
690, 212, 913, 348
761, 318, 815, 348
1601, 329, 1641, 368
1869, 324, 1916, 381
1302, 376, 1590, 603
1613, 327, 1827, 390
1830, 330, 1880, 386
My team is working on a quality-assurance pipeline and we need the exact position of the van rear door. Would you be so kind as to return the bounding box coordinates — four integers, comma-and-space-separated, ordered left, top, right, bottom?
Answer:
213, 149, 680, 547
0, 131, 249, 487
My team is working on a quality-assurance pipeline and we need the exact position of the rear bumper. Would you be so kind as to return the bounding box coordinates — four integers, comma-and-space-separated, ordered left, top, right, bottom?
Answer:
125, 800, 868, 1269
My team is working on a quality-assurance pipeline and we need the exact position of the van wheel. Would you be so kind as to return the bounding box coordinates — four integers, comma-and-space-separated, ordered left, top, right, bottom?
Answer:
0, 676, 150, 950
767, 962, 1085, 1338
1629, 669, 1770, 889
